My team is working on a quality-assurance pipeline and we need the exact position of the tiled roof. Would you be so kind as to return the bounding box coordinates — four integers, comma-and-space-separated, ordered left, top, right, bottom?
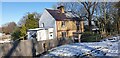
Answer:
46, 9, 83, 21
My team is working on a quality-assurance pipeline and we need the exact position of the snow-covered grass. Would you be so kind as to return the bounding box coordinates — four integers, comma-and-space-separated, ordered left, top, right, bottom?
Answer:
44, 36, 120, 57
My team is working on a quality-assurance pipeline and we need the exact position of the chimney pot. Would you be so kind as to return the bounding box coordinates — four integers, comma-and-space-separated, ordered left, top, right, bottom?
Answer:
57, 5, 64, 13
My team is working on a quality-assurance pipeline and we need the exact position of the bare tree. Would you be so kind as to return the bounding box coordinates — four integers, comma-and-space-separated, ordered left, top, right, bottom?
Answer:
56, 2, 97, 31
2, 22, 16, 34
56, 2, 81, 13
114, 1, 120, 34
80, 2, 97, 31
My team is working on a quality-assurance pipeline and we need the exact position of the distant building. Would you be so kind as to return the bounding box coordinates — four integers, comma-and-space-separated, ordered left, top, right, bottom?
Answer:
0, 32, 2, 38
0, 27, 2, 40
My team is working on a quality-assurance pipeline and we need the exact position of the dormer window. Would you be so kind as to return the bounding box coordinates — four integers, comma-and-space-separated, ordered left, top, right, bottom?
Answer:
61, 21, 65, 27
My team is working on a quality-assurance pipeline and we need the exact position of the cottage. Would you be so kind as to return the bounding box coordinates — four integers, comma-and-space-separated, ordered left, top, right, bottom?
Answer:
39, 6, 84, 42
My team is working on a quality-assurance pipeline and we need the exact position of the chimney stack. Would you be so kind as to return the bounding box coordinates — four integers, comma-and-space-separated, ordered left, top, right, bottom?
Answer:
57, 5, 65, 13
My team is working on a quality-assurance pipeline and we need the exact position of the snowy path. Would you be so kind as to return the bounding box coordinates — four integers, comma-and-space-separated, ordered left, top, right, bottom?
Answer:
43, 36, 120, 57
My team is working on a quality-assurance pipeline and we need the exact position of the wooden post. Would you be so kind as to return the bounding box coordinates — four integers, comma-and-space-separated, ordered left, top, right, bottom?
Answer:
78, 34, 81, 42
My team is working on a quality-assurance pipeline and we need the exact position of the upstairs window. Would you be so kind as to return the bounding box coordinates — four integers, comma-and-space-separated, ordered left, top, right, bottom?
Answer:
61, 21, 65, 27
76, 21, 80, 26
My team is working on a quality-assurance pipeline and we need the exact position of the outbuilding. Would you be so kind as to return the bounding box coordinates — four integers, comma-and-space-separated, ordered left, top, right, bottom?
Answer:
27, 28, 54, 41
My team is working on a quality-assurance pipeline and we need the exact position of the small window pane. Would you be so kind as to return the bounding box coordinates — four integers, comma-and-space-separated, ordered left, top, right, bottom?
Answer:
62, 32, 66, 37
61, 21, 65, 27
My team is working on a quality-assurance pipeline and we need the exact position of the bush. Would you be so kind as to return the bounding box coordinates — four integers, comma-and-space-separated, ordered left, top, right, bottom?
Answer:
11, 27, 21, 41
81, 31, 102, 42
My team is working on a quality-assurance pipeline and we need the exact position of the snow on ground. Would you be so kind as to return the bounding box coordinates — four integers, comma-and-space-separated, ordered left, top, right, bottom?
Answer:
44, 35, 120, 57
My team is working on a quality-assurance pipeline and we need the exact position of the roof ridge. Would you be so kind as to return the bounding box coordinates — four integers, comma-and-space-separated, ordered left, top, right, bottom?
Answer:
45, 8, 59, 11
44, 8, 83, 21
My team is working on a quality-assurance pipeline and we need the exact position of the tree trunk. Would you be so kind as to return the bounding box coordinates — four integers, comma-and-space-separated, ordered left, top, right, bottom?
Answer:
118, 8, 120, 34
116, 21, 119, 34
88, 15, 92, 31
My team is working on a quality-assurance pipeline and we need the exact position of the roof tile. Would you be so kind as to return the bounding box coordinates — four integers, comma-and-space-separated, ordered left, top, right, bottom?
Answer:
46, 9, 83, 21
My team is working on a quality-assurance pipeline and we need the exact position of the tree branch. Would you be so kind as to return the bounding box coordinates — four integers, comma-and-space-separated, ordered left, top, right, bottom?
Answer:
91, 2, 97, 16
81, 2, 89, 14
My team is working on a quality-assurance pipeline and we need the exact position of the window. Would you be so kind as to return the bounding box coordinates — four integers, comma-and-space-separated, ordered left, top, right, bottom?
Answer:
62, 32, 66, 38
42, 23, 44, 27
77, 26, 79, 31
76, 21, 80, 26
49, 32, 53, 39
61, 21, 65, 27
50, 32, 53, 37
76, 21, 80, 32
50, 35, 52, 37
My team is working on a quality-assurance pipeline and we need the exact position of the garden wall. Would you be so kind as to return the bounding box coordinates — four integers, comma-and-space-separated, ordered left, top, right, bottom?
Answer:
0, 38, 73, 57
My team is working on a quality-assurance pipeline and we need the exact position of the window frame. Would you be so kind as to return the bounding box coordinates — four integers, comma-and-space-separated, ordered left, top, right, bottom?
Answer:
61, 21, 66, 27
62, 32, 67, 38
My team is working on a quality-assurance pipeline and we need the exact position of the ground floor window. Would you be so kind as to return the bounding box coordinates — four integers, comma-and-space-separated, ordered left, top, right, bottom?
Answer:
62, 32, 66, 38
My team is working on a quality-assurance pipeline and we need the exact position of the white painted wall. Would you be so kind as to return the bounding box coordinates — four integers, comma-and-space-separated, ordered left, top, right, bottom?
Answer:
0, 33, 2, 37
27, 28, 55, 41
27, 32, 30, 39
37, 30, 48, 41
48, 28, 54, 39
39, 9, 57, 39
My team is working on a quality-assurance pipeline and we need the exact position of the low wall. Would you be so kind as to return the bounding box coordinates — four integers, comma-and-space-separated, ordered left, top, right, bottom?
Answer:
35, 38, 73, 55
0, 40, 33, 58
0, 38, 73, 57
